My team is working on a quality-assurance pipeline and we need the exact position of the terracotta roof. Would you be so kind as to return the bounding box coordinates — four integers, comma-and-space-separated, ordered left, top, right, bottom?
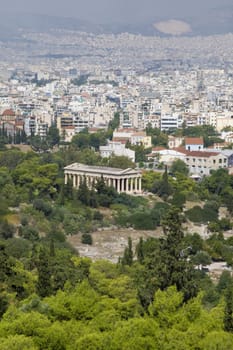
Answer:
173, 146, 187, 153
112, 137, 128, 144
132, 132, 147, 137
185, 137, 204, 145
116, 128, 136, 132
2, 109, 15, 116
152, 146, 166, 152
184, 150, 220, 157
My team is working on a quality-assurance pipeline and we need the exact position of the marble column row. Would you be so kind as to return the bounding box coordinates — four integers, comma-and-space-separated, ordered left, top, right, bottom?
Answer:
65, 173, 142, 193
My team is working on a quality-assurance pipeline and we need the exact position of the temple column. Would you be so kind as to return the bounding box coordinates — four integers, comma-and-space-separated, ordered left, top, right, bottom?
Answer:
112, 178, 116, 190
117, 179, 120, 192
122, 178, 126, 192
65, 173, 68, 184
126, 178, 129, 193
129, 178, 132, 193
73, 174, 76, 187
122, 179, 125, 192
139, 177, 142, 193
87, 176, 91, 188
134, 177, 137, 192
119, 178, 123, 192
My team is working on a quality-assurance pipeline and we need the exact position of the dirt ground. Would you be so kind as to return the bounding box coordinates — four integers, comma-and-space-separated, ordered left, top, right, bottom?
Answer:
67, 217, 214, 263
68, 227, 163, 263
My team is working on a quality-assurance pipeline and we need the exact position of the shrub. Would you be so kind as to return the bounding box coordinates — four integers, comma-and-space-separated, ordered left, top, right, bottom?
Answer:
81, 233, 93, 245
33, 199, 53, 216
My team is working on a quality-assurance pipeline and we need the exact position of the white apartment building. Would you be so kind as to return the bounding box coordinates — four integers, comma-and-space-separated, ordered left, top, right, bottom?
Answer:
160, 113, 183, 130
99, 141, 135, 162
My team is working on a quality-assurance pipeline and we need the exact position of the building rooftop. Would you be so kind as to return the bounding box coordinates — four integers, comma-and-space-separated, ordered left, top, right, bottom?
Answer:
185, 137, 204, 145
2, 108, 15, 116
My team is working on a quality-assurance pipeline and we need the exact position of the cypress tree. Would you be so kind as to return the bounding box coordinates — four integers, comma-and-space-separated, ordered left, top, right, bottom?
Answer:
122, 237, 133, 266
136, 237, 144, 263
37, 247, 52, 297
224, 281, 233, 332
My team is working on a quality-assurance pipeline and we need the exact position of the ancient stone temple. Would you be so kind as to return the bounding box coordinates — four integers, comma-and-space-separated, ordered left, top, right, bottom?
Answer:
64, 163, 142, 194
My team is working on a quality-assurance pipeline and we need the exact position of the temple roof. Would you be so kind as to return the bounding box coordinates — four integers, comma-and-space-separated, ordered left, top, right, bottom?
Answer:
64, 163, 141, 176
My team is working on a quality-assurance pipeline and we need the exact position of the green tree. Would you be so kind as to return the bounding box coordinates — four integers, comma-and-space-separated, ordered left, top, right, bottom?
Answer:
192, 251, 211, 269
107, 155, 135, 169
224, 281, 233, 332
77, 177, 90, 206
121, 237, 133, 266
47, 124, 60, 148
170, 159, 189, 176
108, 112, 120, 132
136, 237, 144, 263
37, 247, 52, 297
152, 165, 173, 200
159, 207, 197, 301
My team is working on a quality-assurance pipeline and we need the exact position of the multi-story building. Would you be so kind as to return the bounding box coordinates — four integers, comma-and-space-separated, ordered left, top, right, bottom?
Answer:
184, 151, 228, 176
99, 141, 135, 162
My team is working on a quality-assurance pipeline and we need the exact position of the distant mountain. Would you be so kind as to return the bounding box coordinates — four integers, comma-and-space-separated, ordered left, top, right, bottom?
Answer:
0, 13, 102, 39
0, 7, 232, 40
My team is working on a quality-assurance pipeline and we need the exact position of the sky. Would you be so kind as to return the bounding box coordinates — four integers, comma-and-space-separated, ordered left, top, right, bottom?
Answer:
0, 0, 232, 23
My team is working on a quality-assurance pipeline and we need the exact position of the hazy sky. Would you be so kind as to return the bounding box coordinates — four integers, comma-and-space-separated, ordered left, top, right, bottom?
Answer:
1, 0, 232, 23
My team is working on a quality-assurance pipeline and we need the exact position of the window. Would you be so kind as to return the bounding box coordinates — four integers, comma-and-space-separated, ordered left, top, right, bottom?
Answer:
213, 160, 216, 164
219, 159, 222, 164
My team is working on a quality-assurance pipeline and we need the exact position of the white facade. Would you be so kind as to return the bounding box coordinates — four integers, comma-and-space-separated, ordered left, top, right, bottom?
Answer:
185, 152, 228, 176
99, 141, 135, 162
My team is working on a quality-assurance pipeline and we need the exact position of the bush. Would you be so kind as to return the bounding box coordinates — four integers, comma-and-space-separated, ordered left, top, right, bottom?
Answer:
47, 230, 66, 242
0, 220, 16, 239
19, 226, 39, 241
129, 212, 155, 230
33, 199, 53, 216
185, 205, 218, 224
81, 233, 93, 245
93, 211, 103, 221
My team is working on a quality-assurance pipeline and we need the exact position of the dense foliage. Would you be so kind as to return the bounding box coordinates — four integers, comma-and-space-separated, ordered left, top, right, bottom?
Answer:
0, 145, 233, 348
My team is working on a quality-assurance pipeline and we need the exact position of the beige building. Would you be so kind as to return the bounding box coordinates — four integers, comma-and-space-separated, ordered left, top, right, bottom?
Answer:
185, 151, 228, 176
64, 163, 142, 194
168, 136, 184, 149
131, 132, 152, 148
